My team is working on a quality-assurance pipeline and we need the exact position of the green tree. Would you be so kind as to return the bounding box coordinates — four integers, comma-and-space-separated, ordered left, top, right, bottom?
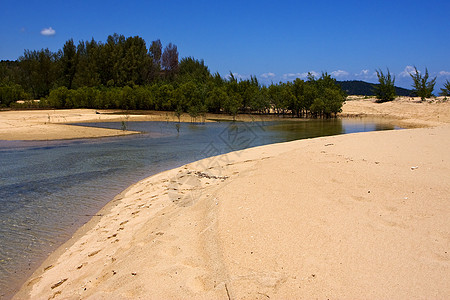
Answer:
0, 60, 22, 85
156, 83, 174, 110
0, 83, 28, 107
149, 39, 162, 67
46, 86, 70, 108
249, 86, 269, 113
224, 91, 242, 120
291, 78, 305, 117
374, 68, 396, 103
178, 57, 211, 84
73, 39, 100, 88
206, 86, 228, 113
161, 43, 179, 79
439, 80, 450, 96
19, 49, 61, 98
60, 39, 78, 89
148, 39, 162, 81
410, 67, 436, 101
267, 84, 284, 115
121, 36, 151, 86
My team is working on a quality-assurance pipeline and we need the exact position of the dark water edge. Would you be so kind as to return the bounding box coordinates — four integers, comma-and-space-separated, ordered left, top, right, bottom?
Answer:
0, 118, 400, 299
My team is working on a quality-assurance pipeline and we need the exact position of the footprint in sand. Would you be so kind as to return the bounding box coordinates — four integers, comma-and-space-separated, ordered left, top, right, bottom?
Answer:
50, 290, 62, 299
88, 250, 101, 257
51, 278, 68, 289
43, 265, 54, 272
107, 233, 118, 239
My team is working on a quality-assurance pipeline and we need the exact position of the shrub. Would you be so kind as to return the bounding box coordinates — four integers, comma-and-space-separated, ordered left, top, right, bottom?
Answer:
374, 68, 396, 103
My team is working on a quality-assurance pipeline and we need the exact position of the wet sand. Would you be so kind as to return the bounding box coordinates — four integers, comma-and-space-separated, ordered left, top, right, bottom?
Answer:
11, 98, 450, 298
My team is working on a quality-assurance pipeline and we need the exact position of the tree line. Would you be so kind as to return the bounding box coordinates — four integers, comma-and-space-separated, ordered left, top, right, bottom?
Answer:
0, 33, 346, 118
374, 67, 450, 102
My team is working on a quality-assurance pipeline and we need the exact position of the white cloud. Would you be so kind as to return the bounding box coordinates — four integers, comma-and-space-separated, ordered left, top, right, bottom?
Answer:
282, 71, 320, 80
307, 71, 321, 78
439, 71, 450, 76
282, 73, 302, 79
330, 70, 349, 78
359, 69, 370, 76
40, 27, 56, 36
399, 65, 416, 77
224, 72, 249, 81
260, 72, 276, 78
354, 69, 377, 80
355, 69, 370, 76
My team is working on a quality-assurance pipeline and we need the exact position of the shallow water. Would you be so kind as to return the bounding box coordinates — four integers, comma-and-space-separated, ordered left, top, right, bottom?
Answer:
0, 118, 399, 298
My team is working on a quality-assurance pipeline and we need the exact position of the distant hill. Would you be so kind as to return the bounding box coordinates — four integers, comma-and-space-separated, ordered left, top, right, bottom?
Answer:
337, 80, 413, 96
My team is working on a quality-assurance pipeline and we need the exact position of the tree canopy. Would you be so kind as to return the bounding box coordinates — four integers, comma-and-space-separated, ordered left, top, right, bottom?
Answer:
0, 33, 347, 118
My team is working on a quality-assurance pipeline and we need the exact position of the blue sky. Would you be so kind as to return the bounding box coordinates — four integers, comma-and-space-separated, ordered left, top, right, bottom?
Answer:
1, 0, 449, 89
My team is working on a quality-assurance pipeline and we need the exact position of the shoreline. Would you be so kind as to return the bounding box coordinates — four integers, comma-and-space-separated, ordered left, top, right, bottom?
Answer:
1, 97, 449, 141
13, 124, 450, 299
8, 98, 450, 298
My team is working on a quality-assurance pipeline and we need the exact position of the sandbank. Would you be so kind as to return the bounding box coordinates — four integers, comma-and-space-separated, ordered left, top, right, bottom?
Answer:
0, 109, 282, 141
12, 98, 450, 298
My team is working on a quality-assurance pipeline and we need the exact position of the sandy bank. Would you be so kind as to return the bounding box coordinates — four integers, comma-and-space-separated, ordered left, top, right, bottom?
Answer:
14, 123, 450, 299
0, 109, 141, 140
0, 109, 279, 141
341, 96, 450, 127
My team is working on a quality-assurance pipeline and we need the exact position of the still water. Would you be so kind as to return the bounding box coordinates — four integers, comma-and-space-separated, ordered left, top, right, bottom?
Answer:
0, 118, 398, 298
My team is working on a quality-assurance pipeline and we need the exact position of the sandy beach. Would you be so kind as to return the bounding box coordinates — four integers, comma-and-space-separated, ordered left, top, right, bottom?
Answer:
8, 98, 450, 298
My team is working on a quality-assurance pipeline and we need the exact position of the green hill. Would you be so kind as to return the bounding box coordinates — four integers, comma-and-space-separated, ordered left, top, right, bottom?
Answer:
337, 80, 413, 96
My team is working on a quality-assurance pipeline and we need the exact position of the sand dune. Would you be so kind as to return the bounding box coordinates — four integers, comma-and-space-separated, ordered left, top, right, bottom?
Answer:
11, 98, 450, 298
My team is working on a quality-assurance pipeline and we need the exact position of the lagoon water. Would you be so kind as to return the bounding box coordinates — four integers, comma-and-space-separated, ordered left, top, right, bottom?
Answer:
0, 118, 398, 298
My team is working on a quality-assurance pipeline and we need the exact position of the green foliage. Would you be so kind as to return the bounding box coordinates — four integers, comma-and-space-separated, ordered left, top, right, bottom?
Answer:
311, 73, 347, 117
224, 92, 242, 120
19, 48, 60, 98
45, 86, 70, 108
410, 67, 436, 101
178, 57, 210, 84
61, 39, 78, 89
0, 33, 348, 118
0, 83, 29, 107
206, 86, 228, 113
439, 80, 450, 96
374, 68, 396, 103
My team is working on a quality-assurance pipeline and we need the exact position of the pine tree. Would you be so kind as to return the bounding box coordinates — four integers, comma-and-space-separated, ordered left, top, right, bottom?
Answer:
410, 67, 436, 101
374, 68, 396, 103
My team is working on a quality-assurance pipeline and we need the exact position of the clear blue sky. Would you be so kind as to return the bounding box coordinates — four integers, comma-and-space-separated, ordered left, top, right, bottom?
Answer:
1, 0, 449, 89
